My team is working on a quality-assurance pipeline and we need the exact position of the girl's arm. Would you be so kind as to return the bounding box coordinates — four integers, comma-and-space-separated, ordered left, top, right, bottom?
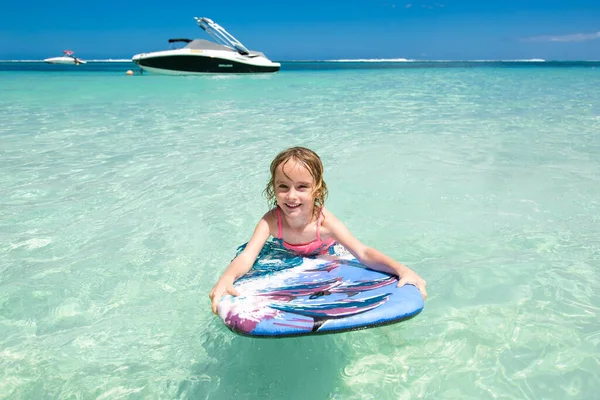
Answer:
209, 214, 272, 314
324, 209, 427, 300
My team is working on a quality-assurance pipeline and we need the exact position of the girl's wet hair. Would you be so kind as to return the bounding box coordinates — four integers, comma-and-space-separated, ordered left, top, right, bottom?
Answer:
264, 147, 328, 218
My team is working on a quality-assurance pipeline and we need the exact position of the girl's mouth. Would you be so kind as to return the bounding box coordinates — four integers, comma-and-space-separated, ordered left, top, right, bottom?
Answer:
285, 203, 301, 209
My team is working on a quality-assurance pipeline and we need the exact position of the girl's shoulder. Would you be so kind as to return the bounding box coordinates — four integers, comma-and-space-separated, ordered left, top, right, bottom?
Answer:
321, 206, 337, 219
262, 207, 278, 223
321, 207, 350, 232
261, 207, 279, 234
320, 207, 340, 226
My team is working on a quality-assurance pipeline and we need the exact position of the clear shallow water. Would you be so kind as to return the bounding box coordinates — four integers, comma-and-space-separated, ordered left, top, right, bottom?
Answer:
1, 61, 599, 399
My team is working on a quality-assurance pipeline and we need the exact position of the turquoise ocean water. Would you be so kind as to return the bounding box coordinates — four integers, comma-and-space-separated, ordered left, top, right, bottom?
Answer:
1, 61, 599, 399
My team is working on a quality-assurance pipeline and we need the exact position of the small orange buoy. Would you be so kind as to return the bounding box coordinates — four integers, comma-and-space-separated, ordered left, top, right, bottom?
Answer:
126, 70, 134, 76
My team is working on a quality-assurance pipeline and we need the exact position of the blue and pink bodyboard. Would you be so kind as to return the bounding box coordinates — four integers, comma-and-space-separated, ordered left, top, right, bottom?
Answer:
217, 241, 424, 337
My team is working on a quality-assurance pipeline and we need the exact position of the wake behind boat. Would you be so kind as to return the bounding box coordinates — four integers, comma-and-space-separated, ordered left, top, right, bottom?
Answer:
44, 50, 86, 65
132, 17, 280, 74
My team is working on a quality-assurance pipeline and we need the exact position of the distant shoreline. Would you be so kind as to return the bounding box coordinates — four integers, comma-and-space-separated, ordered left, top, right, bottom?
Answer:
2, 58, 600, 63
0, 59, 134, 63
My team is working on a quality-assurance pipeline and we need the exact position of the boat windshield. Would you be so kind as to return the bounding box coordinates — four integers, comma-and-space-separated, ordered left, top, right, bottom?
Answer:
168, 38, 193, 49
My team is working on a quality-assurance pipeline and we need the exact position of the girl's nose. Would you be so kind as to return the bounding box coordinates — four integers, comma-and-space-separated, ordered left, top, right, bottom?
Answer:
286, 187, 298, 199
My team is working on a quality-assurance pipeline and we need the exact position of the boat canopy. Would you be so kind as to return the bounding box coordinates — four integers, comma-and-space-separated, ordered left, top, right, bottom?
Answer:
183, 39, 235, 52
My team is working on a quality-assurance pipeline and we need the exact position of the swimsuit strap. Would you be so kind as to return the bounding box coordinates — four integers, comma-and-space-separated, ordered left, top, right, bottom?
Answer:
276, 207, 283, 239
316, 210, 323, 242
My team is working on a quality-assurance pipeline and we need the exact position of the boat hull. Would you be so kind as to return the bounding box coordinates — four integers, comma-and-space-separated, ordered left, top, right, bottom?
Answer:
44, 56, 86, 65
132, 52, 280, 74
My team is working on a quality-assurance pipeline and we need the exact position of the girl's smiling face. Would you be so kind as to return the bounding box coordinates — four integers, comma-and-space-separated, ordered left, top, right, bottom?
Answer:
274, 159, 315, 217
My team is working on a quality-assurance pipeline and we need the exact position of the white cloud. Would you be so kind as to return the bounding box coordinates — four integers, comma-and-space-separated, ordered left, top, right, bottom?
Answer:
404, 2, 444, 10
523, 32, 600, 43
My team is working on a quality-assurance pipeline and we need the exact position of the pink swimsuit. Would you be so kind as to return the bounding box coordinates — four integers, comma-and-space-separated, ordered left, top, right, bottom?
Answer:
276, 207, 336, 256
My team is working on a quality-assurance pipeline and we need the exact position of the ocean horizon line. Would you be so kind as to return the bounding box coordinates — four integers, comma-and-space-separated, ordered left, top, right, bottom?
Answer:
2, 58, 600, 63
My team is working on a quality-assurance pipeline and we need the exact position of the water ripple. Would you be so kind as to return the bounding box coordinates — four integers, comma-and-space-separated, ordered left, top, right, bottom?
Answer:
1, 65, 600, 399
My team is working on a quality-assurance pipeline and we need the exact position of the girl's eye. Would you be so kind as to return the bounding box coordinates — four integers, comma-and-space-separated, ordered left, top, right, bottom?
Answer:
278, 185, 288, 189
298, 185, 309, 190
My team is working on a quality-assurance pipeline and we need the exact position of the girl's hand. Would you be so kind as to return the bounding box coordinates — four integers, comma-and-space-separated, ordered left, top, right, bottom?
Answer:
209, 279, 240, 315
397, 272, 427, 301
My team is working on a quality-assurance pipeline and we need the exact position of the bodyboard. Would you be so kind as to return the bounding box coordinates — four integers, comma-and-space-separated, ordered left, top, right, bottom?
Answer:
217, 241, 424, 337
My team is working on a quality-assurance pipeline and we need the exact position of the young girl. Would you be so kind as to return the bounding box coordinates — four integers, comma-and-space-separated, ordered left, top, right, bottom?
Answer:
209, 147, 427, 314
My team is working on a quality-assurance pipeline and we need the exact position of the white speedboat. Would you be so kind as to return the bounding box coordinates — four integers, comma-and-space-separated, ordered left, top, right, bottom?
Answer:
132, 17, 280, 74
44, 50, 86, 65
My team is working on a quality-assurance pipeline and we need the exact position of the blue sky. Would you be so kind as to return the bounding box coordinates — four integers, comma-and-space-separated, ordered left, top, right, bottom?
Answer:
1, 0, 599, 60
